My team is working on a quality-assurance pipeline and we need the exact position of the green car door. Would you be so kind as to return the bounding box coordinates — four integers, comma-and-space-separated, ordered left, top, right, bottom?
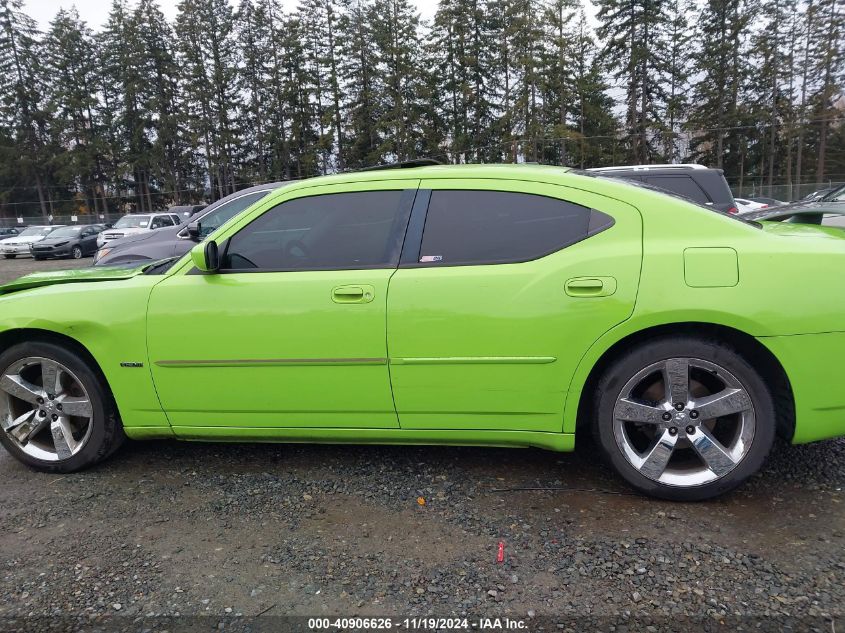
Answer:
146, 181, 418, 429
386, 178, 643, 432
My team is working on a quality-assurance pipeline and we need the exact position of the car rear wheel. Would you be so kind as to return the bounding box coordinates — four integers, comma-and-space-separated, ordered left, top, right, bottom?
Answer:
593, 336, 775, 501
71, 245, 83, 259
0, 341, 124, 473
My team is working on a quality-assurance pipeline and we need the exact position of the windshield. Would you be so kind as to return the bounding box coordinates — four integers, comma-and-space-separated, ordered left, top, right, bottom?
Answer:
822, 185, 845, 202
48, 226, 83, 238
18, 226, 56, 237
114, 215, 151, 229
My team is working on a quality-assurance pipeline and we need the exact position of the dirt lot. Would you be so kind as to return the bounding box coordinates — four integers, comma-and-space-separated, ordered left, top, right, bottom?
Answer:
0, 257, 843, 632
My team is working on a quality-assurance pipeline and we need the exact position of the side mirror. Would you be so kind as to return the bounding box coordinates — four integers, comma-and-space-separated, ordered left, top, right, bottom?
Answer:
187, 221, 202, 241
190, 240, 219, 273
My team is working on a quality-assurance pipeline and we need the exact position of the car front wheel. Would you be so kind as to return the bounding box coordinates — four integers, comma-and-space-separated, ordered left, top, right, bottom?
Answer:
4, 255, 15, 259
0, 341, 124, 472
71, 245, 83, 259
593, 336, 775, 501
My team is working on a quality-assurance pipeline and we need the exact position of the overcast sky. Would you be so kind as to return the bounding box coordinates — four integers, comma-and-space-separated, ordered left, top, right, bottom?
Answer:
23, 0, 443, 30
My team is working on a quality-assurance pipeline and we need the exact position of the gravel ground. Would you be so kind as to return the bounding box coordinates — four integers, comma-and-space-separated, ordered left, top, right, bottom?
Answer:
0, 257, 843, 632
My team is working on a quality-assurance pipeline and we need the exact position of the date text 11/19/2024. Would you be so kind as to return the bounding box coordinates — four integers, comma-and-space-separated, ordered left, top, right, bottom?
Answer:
307, 617, 528, 630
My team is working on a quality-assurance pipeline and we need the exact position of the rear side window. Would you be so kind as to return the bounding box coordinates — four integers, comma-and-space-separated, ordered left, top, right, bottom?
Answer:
222, 190, 407, 271
644, 176, 709, 204
418, 190, 612, 266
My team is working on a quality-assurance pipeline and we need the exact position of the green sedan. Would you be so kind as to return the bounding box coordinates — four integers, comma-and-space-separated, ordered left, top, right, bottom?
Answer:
1, 164, 843, 501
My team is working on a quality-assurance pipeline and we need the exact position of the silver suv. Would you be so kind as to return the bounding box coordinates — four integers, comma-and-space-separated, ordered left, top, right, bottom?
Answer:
97, 213, 183, 248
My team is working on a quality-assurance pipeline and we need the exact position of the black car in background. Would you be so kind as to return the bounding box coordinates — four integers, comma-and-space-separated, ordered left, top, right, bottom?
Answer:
94, 183, 284, 266
31, 224, 104, 260
587, 164, 738, 214
0, 227, 21, 240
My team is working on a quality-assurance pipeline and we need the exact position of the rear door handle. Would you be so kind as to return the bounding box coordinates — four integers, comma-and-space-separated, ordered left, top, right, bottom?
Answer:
332, 285, 375, 304
565, 276, 617, 297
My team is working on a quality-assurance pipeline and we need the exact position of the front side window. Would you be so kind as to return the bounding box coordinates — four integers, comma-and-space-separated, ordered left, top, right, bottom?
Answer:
222, 190, 407, 271
417, 190, 610, 266
198, 191, 268, 238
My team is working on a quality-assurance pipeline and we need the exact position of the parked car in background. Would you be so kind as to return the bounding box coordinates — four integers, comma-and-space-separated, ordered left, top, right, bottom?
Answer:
0, 225, 65, 259
169, 204, 206, 220
802, 188, 834, 202
748, 196, 785, 207
587, 164, 738, 214
97, 212, 183, 248
95, 183, 283, 266
743, 185, 845, 228
31, 225, 104, 260
0, 228, 21, 241
734, 198, 769, 213
743, 206, 845, 229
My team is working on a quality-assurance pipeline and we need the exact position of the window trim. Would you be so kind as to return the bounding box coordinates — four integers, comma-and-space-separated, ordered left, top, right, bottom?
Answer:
398, 188, 615, 269
214, 188, 417, 274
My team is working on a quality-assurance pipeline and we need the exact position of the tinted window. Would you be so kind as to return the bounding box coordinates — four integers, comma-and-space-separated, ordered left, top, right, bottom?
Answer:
417, 190, 607, 266
644, 176, 709, 203
198, 191, 268, 238
222, 190, 406, 271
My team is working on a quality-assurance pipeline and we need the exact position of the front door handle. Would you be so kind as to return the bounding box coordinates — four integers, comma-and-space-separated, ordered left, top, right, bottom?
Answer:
332, 285, 375, 304
565, 276, 617, 298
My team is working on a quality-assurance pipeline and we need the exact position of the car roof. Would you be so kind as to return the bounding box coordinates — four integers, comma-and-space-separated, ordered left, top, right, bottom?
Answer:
259, 164, 735, 213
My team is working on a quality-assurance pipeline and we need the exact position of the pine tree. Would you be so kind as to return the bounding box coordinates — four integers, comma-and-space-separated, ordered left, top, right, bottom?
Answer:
339, 0, 382, 167
539, 0, 580, 166
43, 8, 106, 216
101, 0, 154, 211
429, 0, 499, 162
369, 0, 425, 161
660, 0, 691, 161
809, 0, 844, 184
235, 0, 273, 181
298, 0, 347, 170
596, 0, 671, 163
687, 0, 754, 175
176, 0, 242, 199
134, 0, 191, 204
0, 0, 51, 217
572, 10, 619, 168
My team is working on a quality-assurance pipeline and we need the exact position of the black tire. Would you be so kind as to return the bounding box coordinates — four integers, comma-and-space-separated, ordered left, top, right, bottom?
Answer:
71, 245, 83, 259
592, 335, 775, 501
4, 254, 15, 259
0, 340, 125, 473
33, 256, 45, 261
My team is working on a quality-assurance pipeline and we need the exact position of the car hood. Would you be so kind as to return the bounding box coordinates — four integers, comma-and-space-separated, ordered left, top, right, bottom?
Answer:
105, 226, 177, 248
37, 236, 77, 245
0, 261, 151, 296
2, 235, 44, 245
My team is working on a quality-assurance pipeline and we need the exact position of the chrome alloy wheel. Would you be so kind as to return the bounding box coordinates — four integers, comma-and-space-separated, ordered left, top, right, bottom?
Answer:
0, 357, 94, 461
612, 357, 755, 487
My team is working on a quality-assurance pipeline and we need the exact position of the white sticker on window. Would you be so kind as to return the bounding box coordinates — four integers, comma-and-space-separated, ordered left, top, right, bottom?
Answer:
419, 255, 443, 263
